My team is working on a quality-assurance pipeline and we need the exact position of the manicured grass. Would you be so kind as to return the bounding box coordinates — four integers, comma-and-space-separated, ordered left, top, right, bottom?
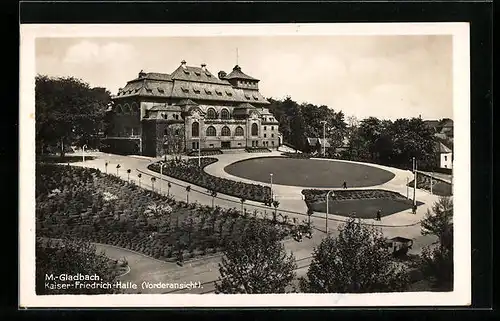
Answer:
309, 198, 424, 219
224, 157, 395, 188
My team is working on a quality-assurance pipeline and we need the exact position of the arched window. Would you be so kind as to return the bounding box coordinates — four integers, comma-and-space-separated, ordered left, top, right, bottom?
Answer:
221, 126, 231, 136
207, 108, 217, 119
220, 109, 230, 120
115, 105, 123, 114
123, 104, 131, 114
164, 129, 168, 136
192, 122, 199, 137
251, 123, 259, 136
206, 126, 216, 136
235, 126, 244, 136
131, 103, 139, 115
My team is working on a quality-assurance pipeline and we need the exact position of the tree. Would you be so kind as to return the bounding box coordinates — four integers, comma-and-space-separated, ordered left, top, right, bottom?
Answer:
419, 197, 453, 290
307, 208, 314, 228
272, 200, 280, 222
36, 75, 110, 156
240, 198, 246, 213
185, 185, 191, 203
210, 190, 217, 208
215, 219, 297, 293
36, 238, 119, 294
300, 218, 410, 293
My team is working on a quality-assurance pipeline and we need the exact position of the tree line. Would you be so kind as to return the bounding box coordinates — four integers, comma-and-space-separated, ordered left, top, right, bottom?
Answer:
267, 96, 443, 171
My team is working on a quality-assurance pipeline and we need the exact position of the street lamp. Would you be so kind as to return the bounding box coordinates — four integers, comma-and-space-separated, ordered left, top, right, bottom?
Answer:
325, 190, 335, 235
105, 161, 108, 174
138, 173, 142, 187
82, 144, 87, 162
320, 120, 327, 157
270, 173, 273, 200
116, 164, 121, 176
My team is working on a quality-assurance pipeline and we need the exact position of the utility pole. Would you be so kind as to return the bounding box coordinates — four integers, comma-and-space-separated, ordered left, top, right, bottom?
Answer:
413, 157, 417, 208
320, 120, 327, 157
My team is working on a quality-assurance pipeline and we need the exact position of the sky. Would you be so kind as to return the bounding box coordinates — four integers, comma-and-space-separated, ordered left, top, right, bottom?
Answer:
35, 35, 453, 121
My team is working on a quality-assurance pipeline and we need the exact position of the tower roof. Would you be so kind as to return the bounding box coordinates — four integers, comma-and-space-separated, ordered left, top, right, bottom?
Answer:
225, 65, 259, 81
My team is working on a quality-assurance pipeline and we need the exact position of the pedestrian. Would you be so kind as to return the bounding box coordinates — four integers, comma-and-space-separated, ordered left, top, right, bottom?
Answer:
412, 204, 417, 214
376, 209, 381, 221
343, 181, 347, 189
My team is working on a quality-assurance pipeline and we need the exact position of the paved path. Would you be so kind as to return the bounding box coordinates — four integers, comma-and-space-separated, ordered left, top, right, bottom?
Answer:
62, 151, 441, 293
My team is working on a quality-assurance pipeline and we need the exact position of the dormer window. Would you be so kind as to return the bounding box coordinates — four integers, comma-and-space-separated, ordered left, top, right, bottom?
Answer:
206, 73, 212, 77
181, 87, 189, 93
253, 95, 259, 100
225, 91, 233, 96
157, 87, 164, 93
245, 95, 251, 100
183, 70, 190, 75
195, 71, 201, 76
205, 89, 212, 95
215, 90, 222, 96
193, 88, 201, 94
145, 88, 152, 93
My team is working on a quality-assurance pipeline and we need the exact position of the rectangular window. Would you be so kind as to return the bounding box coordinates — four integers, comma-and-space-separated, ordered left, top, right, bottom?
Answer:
238, 143, 242, 146
272, 141, 275, 146
264, 126, 267, 130
192, 142, 196, 149
444, 155, 447, 161
264, 134, 267, 138
271, 126, 274, 130
271, 134, 274, 138
209, 144, 214, 148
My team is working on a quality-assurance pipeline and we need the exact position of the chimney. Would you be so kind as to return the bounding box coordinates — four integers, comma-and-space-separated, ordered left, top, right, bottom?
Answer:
181, 60, 187, 69
138, 70, 146, 78
218, 71, 227, 80
201, 63, 207, 71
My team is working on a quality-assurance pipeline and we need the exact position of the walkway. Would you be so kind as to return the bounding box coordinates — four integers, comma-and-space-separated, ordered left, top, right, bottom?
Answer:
63, 151, 440, 293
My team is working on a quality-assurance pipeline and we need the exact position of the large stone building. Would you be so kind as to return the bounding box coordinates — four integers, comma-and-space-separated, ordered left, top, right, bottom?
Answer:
104, 60, 280, 156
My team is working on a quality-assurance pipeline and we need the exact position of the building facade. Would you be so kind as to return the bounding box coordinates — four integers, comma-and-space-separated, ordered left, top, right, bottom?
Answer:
104, 60, 280, 156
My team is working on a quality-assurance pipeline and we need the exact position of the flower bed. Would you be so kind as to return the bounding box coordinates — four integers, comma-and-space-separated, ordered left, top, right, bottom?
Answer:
245, 147, 271, 153
302, 189, 407, 204
302, 189, 414, 218
36, 164, 291, 262
148, 158, 271, 203
407, 174, 452, 196
187, 149, 223, 157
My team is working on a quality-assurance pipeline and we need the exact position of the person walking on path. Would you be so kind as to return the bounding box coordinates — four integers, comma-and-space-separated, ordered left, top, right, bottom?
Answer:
343, 181, 347, 189
376, 209, 382, 221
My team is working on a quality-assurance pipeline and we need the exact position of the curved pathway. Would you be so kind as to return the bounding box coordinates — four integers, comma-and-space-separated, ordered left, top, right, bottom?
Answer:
63, 150, 441, 293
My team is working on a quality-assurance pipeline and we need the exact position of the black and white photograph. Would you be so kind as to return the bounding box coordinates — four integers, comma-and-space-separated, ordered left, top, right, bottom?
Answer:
19, 23, 470, 307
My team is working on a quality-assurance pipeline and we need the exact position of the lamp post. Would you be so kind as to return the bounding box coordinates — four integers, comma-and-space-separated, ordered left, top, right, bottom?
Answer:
406, 177, 409, 199
320, 121, 327, 157
270, 173, 273, 201
116, 164, 121, 176
105, 161, 108, 174
412, 157, 417, 208
138, 173, 142, 187
196, 137, 201, 167
159, 162, 166, 195
82, 144, 87, 163
325, 190, 335, 235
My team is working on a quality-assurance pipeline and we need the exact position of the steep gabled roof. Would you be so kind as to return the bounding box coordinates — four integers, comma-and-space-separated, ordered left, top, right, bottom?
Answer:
225, 65, 259, 81
170, 64, 229, 85
436, 141, 452, 153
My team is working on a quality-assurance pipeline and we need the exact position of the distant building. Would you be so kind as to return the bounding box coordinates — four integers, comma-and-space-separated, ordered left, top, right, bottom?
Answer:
424, 118, 454, 140
305, 137, 331, 154
104, 60, 280, 156
435, 141, 453, 169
